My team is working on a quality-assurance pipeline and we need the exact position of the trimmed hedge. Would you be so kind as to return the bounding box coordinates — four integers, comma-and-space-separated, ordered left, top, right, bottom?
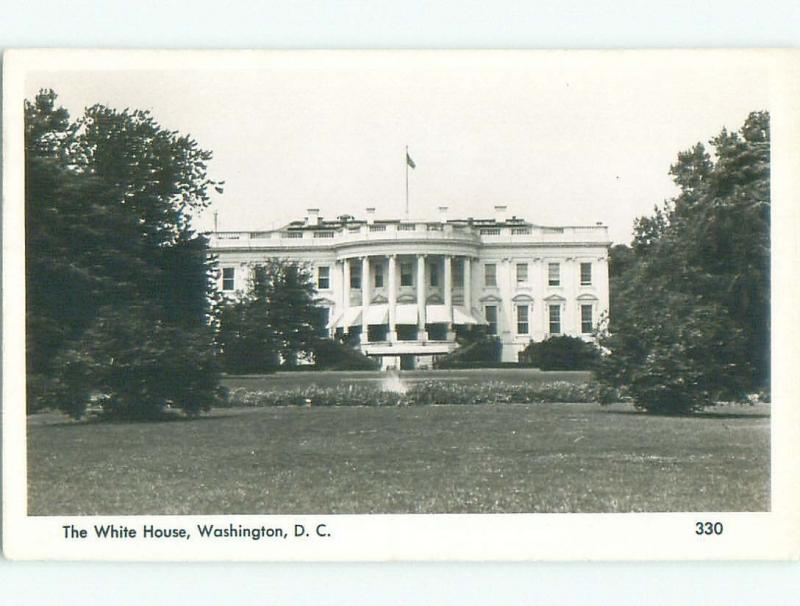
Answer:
433, 336, 502, 369
519, 336, 600, 371
312, 339, 380, 371
225, 380, 600, 408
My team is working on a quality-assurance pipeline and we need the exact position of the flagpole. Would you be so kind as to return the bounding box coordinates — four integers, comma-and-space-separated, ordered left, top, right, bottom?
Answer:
405, 145, 409, 220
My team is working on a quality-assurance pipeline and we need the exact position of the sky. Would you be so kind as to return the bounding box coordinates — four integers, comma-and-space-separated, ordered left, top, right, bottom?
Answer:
24, 52, 772, 244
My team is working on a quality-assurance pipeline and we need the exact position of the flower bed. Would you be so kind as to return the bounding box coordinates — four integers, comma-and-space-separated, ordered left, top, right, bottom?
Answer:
224, 380, 601, 408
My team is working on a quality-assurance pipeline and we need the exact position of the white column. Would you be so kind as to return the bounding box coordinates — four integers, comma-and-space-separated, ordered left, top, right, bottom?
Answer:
532, 256, 544, 340
597, 255, 610, 322
361, 256, 370, 343
342, 259, 350, 310
565, 257, 576, 335
388, 254, 397, 342
500, 257, 514, 362
463, 256, 472, 315
417, 254, 427, 341
443, 255, 454, 338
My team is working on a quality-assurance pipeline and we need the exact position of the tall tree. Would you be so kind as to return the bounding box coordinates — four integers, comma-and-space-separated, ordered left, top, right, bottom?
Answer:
216, 260, 325, 372
598, 111, 770, 413
26, 90, 223, 418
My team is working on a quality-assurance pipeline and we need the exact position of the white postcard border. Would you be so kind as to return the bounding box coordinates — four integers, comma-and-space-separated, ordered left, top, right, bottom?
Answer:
4, 49, 799, 561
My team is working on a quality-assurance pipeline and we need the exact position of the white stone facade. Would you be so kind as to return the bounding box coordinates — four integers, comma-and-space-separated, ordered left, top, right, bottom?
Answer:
209, 206, 610, 369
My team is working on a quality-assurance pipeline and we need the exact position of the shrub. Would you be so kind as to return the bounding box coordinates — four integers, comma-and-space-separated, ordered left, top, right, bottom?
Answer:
434, 336, 502, 369
40, 307, 224, 420
596, 290, 752, 414
224, 380, 600, 408
312, 339, 380, 371
519, 336, 600, 371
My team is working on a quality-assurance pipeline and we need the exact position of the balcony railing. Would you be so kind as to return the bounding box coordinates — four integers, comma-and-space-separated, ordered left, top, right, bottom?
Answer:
209, 222, 609, 249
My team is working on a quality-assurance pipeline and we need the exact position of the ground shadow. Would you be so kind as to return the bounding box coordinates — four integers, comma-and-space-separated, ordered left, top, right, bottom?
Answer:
598, 409, 770, 420
30, 411, 243, 428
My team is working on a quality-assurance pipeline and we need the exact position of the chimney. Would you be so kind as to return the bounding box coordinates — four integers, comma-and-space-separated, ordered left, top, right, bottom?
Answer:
438, 205, 448, 223
306, 208, 320, 226
365, 207, 376, 224
494, 205, 508, 224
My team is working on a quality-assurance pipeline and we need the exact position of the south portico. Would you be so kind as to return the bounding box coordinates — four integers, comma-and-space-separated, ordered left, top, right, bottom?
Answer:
330, 249, 483, 369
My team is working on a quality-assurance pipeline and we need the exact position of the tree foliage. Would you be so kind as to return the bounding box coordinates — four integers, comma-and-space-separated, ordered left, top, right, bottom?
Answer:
26, 89, 223, 419
312, 339, 380, 371
519, 335, 600, 371
433, 335, 501, 369
597, 111, 770, 413
216, 260, 326, 373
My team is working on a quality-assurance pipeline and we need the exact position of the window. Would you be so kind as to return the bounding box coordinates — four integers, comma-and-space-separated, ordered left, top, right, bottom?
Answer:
485, 305, 498, 335
548, 304, 561, 334
374, 263, 384, 288
581, 304, 593, 334
400, 262, 413, 287
222, 267, 235, 291
453, 260, 464, 288
318, 307, 330, 337
350, 264, 361, 289
516, 304, 529, 334
516, 263, 528, 284
548, 262, 560, 286
317, 266, 330, 290
485, 264, 497, 287
580, 262, 592, 286
430, 263, 439, 287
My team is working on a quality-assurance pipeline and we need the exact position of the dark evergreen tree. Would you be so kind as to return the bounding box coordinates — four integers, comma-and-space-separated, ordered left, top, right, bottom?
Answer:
216, 260, 325, 373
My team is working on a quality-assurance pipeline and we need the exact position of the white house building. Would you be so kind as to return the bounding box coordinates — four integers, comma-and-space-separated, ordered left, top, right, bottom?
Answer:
209, 205, 610, 369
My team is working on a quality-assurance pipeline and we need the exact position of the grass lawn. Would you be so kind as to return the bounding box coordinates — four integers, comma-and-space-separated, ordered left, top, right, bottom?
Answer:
27, 401, 769, 515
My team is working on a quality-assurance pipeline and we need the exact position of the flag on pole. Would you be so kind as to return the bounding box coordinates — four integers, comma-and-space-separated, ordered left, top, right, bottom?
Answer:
406, 151, 416, 169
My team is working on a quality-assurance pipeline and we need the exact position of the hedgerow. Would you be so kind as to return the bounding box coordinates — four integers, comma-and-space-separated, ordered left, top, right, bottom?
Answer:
224, 380, 601, 408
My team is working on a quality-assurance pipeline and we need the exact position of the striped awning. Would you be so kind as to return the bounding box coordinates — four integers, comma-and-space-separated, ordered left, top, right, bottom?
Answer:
395, 304, 418, 325
327, 310, 343, 329
453, 306, 485, 325
340, 306, 362, 327
365, 304, 389, 325
425, 304, 451, 324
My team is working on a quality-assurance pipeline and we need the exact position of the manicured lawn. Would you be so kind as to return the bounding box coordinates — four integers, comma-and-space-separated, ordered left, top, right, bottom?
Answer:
27, 402, 769, 515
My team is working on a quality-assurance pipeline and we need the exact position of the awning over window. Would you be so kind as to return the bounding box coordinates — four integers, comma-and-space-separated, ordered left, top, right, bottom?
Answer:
395, 304, 418, 325
340, 306, 362, 327
425, 304, 450, 324
453, 306, 486, 325
327, 310, 343, 329
365, 304, 389, 325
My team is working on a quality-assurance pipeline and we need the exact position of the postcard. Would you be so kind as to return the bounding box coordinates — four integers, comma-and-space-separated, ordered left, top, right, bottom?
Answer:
3, 49, 799, 560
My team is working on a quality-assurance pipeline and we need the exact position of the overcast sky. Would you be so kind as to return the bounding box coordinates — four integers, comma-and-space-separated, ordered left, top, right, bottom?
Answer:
25, 52, 772, 244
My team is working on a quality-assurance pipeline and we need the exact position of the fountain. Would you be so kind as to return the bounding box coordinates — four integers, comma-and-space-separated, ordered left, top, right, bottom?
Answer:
381, 369, 408, 394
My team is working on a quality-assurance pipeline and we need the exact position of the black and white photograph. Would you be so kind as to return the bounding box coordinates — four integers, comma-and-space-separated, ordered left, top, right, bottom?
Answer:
3, 49, 798, 561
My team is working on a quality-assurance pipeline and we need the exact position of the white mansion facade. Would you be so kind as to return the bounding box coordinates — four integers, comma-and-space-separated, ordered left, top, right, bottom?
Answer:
209, 205, 610, 369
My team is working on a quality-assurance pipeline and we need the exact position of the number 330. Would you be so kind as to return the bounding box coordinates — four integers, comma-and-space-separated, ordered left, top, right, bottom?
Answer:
696, 522, 723, 535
